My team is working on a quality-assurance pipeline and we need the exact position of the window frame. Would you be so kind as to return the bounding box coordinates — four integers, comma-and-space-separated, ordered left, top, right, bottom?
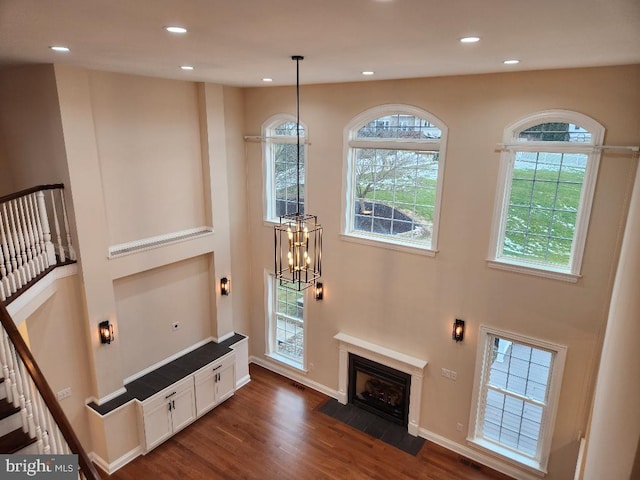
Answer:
341, 104, 448, 256
488, 110, 605, 282
262, 114, 309, 224
467, 325, 567, 475
264, 271, 308, 372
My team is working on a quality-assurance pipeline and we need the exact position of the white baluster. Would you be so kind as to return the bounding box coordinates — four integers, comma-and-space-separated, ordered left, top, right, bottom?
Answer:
6, 338, 28, 433
44, 409, 58, 453
0, 328, 12, 404
35, 394, 50, 453
2, 203, 22, 289
0, 209, 17, 296
36, 191, 56, 267
31, 194, 49, 269
8, 200, 29, 284
17, 197, 36, 279
31, 386, 44, 453
59, 190, 76, 261
1, 331, 20, 408
0, 244, 5, 301
27, 194, 45, 274
49, 191, 65, 262
22, 196, 42, 277
19, 362, 36, 438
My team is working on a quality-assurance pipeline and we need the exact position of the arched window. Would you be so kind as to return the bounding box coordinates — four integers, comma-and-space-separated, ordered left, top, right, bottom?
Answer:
263, 115, 307, 223
489, 110, 605, 280
342, 105, 448, 253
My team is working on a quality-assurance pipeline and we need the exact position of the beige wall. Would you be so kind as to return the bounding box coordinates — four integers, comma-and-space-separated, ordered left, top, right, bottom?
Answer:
243, 65, 640, 480
88, 71, 206, 245
25, 275, 94, 451
114, 255, 213, 379
0, 64, 69, 195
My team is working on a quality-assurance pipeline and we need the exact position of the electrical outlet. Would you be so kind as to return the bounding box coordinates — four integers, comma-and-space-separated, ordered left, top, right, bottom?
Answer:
172, 322, 180, 331
441, 368, 450, 378
450, 370, 458, 381
56, 387, 72, 401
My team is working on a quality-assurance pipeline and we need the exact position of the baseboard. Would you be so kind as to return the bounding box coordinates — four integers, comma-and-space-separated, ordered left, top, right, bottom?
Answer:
124, 337, 215, 384
90, 446, 142, 475
235, 374, 251, 390
249, 355, 339, 399
213, 331, 235, 343
418, 428, 540, 480
94, 387, 128, 406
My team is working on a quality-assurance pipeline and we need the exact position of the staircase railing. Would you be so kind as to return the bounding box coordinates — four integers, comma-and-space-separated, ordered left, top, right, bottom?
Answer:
0, 184, 76, 304
0, 301, 100, 479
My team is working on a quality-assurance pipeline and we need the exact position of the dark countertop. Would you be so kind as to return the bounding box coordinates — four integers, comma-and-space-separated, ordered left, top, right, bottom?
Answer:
88, 333, 246, 416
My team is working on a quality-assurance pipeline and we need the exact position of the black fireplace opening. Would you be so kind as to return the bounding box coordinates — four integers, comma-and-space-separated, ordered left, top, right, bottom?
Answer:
348, 353, 411, 427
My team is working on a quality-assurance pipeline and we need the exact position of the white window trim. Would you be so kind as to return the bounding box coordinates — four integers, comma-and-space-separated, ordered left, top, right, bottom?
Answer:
341, 104, 448, 255
262, 114, 309, 224
487, 110, 605, 281
467, 325, 567, 476
263, 270, 308, 372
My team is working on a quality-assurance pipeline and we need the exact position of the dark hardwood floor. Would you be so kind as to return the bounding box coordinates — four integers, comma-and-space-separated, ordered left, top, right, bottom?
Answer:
102, 364, 513, 480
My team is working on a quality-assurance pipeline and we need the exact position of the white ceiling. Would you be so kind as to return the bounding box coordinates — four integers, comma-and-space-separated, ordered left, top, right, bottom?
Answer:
0, 0, 639, 87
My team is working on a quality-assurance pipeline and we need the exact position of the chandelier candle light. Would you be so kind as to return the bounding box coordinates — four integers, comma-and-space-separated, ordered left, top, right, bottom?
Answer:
274, 55, 323, 291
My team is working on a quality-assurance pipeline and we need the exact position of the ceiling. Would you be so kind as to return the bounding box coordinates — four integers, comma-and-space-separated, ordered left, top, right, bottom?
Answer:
0, 0, 639, 87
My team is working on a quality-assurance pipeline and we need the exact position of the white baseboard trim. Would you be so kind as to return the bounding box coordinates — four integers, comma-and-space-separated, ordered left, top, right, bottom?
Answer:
418, 428, 540, 480
235, 374, 251, 390
94, 387, 128, 406
124, 337, 215, 384
90, 446, 142, 475
249, 355, 339, 399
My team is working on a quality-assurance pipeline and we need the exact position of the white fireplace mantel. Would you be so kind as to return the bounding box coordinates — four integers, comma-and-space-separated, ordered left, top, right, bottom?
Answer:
334, 332, 428, 436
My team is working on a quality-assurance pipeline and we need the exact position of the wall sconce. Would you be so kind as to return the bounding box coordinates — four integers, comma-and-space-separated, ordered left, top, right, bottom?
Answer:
220, 277, 230, 296
99, 320, 114, 345
453, 319, 465, 342
314, 282, 324, 301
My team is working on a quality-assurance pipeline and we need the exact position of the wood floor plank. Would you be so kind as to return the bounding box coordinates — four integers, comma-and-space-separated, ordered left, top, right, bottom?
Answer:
102, 364, 513, 480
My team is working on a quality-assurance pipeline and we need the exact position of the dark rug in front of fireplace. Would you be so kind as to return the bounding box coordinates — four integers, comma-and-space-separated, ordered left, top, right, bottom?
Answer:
317, 398, 425, 456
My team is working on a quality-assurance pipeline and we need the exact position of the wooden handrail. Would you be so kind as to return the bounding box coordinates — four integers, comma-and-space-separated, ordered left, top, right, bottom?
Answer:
0, 302, 100, 480
0, 184, 65, 204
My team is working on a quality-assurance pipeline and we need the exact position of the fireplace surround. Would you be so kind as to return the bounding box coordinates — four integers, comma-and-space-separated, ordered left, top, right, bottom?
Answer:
335, 332, 428, 436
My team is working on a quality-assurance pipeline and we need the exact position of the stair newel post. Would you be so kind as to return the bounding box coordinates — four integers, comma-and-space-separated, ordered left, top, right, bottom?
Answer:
9, 200, 30, 283
18, 361, 36, 438
2, 203, 23, 289
35, 191, 56, 267
0, 206, 15, 298
27, 194, 45, 274
0, 327, 12, 404
59, 189, 76, 261
17, 197, 36, 280
49, 191, 65, 263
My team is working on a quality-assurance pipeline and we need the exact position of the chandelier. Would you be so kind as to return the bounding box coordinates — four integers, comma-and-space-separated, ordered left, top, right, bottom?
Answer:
274, 56, 323, 291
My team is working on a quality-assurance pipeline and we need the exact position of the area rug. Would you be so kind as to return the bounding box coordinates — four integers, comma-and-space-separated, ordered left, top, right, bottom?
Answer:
317, 398, 425, 456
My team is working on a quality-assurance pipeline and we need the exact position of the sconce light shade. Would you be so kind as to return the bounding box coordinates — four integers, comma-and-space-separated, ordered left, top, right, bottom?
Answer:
453, 319, 465, 342
220, 277, 230, 296
315, 282, 324, 301
99, 320, 114, 345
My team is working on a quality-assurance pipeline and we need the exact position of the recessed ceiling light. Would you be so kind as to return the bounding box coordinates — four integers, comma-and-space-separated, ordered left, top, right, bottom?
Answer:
362, 71, 375, 76
180, 65, 194, 71
503, 59, 520, 65
165, 26, 187, 34
49, 46, 70, 53
460, 37, 480, 43
262, 78, 273, 82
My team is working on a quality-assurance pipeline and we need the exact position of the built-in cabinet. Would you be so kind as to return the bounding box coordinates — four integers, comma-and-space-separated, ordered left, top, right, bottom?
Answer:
138, 351, 236, 452
138, 377, 196, 451
194, 352, 235, 416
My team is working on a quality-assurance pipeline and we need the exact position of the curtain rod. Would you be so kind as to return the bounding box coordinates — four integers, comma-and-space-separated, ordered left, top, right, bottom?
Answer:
496, 143, 639, 153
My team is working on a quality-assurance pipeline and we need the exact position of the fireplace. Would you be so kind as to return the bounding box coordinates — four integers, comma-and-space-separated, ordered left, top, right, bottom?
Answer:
348, 354, 411, 426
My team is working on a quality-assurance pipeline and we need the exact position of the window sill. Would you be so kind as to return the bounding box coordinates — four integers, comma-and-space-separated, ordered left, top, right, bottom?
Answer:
340, 233, 437, 257
467, 437, 547, 477
265, 353, 307, 373
487, 259, 580, 283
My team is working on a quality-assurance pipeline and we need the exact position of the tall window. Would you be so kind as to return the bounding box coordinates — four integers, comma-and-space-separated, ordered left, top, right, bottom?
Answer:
265, 273, 306, 370
263, 115, 307, 223
489, 110, 604, 280
343, 105, 447, 253
468, 326, 567, 474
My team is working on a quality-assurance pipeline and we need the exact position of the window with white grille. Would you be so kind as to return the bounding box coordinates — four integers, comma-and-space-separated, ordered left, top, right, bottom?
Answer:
489, 110, 605, 281
342, 105, 447, 254
468, 326, 567, 474
265, 273, 306, 370
263, 115, 307, 223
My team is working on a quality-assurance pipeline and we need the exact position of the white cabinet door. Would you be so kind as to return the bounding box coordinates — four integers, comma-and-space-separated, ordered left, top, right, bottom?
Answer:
216, 358, 235, 404
194, 352, 236, 418
170, 383, 196, 433
142, 396, 173, 451
194, 368, 216, 417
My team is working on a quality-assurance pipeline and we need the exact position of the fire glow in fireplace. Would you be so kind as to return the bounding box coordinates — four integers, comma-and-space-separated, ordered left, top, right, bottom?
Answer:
348, 353, 411, 426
